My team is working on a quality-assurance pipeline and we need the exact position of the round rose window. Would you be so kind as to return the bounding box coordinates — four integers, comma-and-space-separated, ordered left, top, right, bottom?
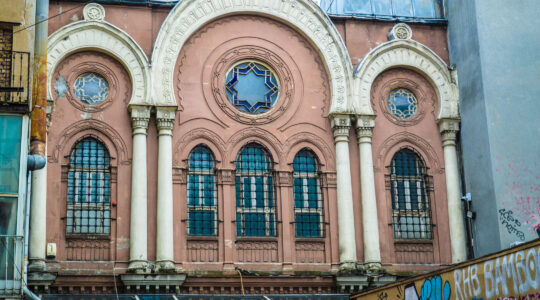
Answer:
387, 88, 417, 119
225, 61, 279, 114
74, 72, 109, 105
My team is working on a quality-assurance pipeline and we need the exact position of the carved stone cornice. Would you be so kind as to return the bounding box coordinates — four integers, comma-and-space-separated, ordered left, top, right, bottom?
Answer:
129, 105, 151, 133
355, 114, 375, 142
438, 118, 460, 147
331, 114, 351, 143
156, 107, 177, 134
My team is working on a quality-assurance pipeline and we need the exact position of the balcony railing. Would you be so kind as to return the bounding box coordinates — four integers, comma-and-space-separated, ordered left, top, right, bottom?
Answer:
0, 50, 30, 112
0, 235, 24, 296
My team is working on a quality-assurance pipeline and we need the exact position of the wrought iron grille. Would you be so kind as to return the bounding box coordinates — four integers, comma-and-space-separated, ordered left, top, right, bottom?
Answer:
235, 143, 276, 237
390, 149, 432, 239
187, 146, 218, 236
0, 50, 30, 110
293, 149, 324, 238
0, 235, 23, 295
66, 137, 111, 235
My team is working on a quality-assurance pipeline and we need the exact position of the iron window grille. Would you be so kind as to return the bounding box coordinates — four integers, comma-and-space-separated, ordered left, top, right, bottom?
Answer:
0, 50, 30, 111
186, 145, 218, 236
389, 149, 432, 239
235, 143, 276, 237
293, 149, 324, 238
66, 137, 111, 235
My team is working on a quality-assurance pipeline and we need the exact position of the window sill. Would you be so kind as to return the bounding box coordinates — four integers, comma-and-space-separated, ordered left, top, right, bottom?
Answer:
186, 235, 218, 241
394, 239, 433, 245
294, 237, 325, 242
235, 236, 278, 243
66, 234, 110, 240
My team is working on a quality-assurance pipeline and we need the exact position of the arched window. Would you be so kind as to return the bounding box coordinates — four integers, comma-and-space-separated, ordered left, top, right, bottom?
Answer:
390, 149, 432, 239
235, 143, 276, 237
187, 146, 217, 236
293, 149, 324, 237
67, 137, 111, 235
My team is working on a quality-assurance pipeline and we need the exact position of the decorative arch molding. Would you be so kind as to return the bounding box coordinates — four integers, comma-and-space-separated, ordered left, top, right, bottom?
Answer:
50, 119, 130, 165
226, 128, 283, 164
354, 39, 459, 120
283, 132, 335, 170
152, 0, 353, 113
375, 132, 442, 173
173, 128, 226, 166
47, 14, 150, 106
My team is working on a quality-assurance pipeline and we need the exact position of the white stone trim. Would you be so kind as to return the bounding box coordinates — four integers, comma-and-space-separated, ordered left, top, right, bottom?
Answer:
354, 39, 459, 120
151, 0, 353, 113
47, 18, 151, 106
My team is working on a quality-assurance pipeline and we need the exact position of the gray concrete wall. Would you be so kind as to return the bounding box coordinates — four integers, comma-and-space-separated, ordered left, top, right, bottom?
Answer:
447, 0, 540, 257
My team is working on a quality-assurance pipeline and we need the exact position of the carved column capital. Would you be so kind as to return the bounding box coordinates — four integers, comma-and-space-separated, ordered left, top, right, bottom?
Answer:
156, 106, 177, 135
277, 171, 293, 187
331, 114, 351, 143
438, 118, 460, 147
355, 114, 375, 143
129, 105, 151, 134
46, 98, 55, 133
217, 168, 235, 185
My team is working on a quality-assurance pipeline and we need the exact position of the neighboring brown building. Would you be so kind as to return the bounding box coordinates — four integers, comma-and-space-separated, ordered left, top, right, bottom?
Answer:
27, 0, 465, 297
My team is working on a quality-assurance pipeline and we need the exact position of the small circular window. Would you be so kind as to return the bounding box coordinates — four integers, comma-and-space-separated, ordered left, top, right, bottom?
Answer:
225, 61, 279, 115
387, 88, 417, 119
74, 72, 109, 105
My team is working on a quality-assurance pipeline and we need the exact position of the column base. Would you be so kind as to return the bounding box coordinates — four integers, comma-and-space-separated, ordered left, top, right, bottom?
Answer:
28, 259, 46, 271
362, 262, 383, 274
128, 260, 150, 273
339, 261, 357, 272
156, 260, 177, 273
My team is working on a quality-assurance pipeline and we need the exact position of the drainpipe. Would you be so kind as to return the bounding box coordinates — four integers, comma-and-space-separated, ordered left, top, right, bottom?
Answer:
29, 0, 48, 169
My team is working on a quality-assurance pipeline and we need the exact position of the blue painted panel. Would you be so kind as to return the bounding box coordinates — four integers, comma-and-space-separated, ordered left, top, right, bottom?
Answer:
0, 116, 22, 194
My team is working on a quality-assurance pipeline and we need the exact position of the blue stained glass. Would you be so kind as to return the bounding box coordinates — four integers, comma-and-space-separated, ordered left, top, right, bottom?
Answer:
235, 143, 275, 237
74, 73, 109, 105
187, 146, 217, 236
387, 88, 418, 119
225, 61, 279, 114
293, 149, 323, 238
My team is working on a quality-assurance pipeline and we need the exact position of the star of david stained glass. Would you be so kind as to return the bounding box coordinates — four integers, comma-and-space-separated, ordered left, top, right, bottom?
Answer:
387, 88, 418, 119
74, 73, 110, 105
225, 61, 279, 114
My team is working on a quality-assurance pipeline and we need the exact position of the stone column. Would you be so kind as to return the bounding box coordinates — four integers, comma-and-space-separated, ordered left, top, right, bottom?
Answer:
156, 107, 176, 271
128, 105, 151, 271
439, 118, 467, 263
331, 114, 357, 269
355, 115, 382, 268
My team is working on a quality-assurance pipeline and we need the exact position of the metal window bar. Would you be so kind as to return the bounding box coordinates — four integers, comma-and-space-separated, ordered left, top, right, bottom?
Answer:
0, 50, 30, 109
66, 137, 111, 235
186, 146, 218, 236
0, 235, 23, 295
293, 149, 324, 238
235, 143, 276, 237
390, 149, 432, 239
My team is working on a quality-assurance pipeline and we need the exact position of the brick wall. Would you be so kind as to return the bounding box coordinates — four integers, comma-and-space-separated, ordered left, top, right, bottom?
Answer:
0, 26, 13, 88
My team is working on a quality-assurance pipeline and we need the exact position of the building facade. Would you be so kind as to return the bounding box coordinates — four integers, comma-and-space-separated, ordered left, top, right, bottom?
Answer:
26, 0, 469, 296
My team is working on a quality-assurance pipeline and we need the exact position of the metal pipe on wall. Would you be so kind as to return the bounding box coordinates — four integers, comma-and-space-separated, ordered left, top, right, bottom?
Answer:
30, 0, 48, 160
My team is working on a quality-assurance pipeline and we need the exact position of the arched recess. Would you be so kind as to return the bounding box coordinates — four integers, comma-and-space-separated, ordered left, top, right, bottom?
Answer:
354, 39, 459, 120
51, 119, 130, 165
47, 12, 151, 106
152, 0, 353, 113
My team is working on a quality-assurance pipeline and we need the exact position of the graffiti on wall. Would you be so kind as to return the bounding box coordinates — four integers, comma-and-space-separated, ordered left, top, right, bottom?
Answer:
496, 155, 540, 239
354, 241, 540, 300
